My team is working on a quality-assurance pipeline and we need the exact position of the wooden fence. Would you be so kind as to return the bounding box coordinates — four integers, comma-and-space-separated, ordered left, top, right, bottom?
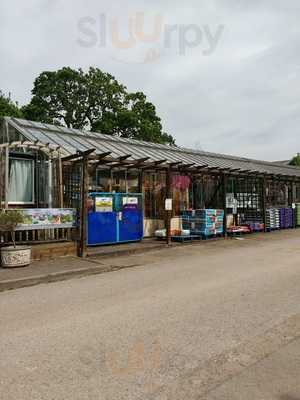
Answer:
0, 227, 76, 246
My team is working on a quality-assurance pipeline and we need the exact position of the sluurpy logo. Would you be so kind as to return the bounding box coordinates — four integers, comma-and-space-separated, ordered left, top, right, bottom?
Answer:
77, 13, 225, 64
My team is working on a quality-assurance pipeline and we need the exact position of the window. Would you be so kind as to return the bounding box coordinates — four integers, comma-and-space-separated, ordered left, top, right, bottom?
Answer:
172, 173, 191, 215
8, 158, 34, 204
127, 170, 139, 193
193, 175, 223, 209
96, 168, 111, 192
143, 171, 166, 218
111, 170, 126, 193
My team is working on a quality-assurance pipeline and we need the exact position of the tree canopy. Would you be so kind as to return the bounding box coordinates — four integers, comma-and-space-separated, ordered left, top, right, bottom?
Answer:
0, 91, 22, 121
22, 67, 175, 145
289, 154, 300, 167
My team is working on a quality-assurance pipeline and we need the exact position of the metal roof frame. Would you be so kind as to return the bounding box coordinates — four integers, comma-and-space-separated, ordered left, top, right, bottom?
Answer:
3, 117, 300, 180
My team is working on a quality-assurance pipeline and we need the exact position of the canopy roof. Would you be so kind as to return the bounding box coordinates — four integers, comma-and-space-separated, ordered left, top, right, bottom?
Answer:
4, 117, 300, 178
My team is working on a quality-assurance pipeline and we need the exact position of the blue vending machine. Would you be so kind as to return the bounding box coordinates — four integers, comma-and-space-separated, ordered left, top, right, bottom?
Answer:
87, 193, 144, 246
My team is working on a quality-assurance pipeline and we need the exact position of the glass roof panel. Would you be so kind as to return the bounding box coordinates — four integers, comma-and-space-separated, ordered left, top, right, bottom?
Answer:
23, 128, 58, 144
83, 137, 122, 158
14, 119, 35, 128
6, 117, 300, 177
38, 130, 77, 150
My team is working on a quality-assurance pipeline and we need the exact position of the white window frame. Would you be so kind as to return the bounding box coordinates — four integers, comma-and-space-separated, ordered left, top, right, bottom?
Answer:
8, 157, 35, 206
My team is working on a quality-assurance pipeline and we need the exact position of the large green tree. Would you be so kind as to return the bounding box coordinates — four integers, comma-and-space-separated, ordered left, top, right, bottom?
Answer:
0, 91, 22, 121
289, 154, 300, 167
23, 67, 175, 145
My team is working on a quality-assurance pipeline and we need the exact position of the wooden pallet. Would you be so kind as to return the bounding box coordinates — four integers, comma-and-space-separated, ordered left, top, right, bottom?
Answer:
171, 235, 201, 243
266, 227, 280, 232
200, 233, 224, 240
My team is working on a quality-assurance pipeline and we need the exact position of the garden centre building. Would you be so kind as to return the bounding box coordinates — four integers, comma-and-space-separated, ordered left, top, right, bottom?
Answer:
1, 117, 300, 255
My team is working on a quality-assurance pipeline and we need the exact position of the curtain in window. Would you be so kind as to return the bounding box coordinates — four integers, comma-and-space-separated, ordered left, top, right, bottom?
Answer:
8, 159, 34, 203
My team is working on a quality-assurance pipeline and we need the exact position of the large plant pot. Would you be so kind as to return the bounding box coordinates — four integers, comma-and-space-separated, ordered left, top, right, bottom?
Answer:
1, 246, 31, 268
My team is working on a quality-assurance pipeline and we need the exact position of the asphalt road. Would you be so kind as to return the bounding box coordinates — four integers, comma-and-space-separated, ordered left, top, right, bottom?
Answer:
1, 231, 300, 399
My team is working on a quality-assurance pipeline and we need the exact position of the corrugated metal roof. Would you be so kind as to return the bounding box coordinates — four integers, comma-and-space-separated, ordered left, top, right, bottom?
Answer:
5, 117, 300, 178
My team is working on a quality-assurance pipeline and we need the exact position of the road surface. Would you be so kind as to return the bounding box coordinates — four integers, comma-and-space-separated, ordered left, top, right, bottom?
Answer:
1, 231, 300, 399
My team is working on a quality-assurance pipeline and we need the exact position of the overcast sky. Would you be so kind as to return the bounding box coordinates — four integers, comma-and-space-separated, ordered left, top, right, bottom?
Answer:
1, 0, 300, 161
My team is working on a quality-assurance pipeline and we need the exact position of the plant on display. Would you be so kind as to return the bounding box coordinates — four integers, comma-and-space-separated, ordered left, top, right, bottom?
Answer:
0, 210, 24, 248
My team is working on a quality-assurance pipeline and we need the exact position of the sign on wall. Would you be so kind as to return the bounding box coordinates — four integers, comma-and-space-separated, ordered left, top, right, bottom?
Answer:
122, 197, 138, 205
95, 196, 113, 212
165, 198, 173, 211
15, 209, 76, 230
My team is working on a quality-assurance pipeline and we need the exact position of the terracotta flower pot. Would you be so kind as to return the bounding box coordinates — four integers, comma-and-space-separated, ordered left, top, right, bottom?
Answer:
1, 246, 31, 268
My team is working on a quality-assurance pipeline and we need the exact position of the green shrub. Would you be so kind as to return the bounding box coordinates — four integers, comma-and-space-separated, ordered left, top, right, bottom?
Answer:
0, 210, 24, 247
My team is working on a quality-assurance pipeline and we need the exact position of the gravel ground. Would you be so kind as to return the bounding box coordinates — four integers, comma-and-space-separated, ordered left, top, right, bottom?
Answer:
0, 230, 300, 399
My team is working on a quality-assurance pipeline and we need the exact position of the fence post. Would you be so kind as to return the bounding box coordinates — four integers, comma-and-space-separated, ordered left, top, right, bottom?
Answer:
78, 156, 89, 257
4, 145, 9, 209
58, 150, 64, 208
166, 167, 172, 245
262, 176, 267, 232
222, 173, 227, 238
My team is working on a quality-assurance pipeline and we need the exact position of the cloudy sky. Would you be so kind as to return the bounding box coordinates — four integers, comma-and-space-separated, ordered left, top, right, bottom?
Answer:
1, 0, 300, 161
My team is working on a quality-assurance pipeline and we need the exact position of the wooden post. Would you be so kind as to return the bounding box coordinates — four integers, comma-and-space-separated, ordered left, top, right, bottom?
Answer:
48, 155, 53, 208
0, 149, 4, 208
292, 180, 296, 229
78, 156, 89, 257
138, 170, 143, 193
222, 173, 227, 238
262, 176, 267, 232
35, 152, 40, 207
58, 150, 64, 208
4, 119, 9, 209
4, 145, 9, 209
166, 167, 172, 245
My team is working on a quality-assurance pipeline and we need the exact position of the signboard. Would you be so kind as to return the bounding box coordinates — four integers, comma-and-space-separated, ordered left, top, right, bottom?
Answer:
122, 196, 139, 211
15, 208, 76, 230
122, 197, 138, 206
95, 196, 113, 212
165, 198, 173, 211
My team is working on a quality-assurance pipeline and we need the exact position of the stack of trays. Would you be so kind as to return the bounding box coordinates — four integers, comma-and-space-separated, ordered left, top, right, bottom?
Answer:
266, 208, 280, 230
279, 207, 294, 229
296, 204, 300, 226
241, 211, 264, 232
242, 210, 263, 224
245, 222, 265, 232
182, 209, 224, 236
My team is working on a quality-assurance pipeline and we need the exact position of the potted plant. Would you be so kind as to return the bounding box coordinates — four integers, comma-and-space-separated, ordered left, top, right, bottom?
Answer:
0, 210, 31, 268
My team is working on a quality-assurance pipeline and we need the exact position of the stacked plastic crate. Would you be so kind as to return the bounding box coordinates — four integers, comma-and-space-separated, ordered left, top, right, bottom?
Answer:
296, 204, 300, 226
182, 209, 224, 237
266, 208, 280, 230
181, 210, 193, 232
244, 221, 265, 232
241, 211, 264, 232
279, 207, 294, 229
